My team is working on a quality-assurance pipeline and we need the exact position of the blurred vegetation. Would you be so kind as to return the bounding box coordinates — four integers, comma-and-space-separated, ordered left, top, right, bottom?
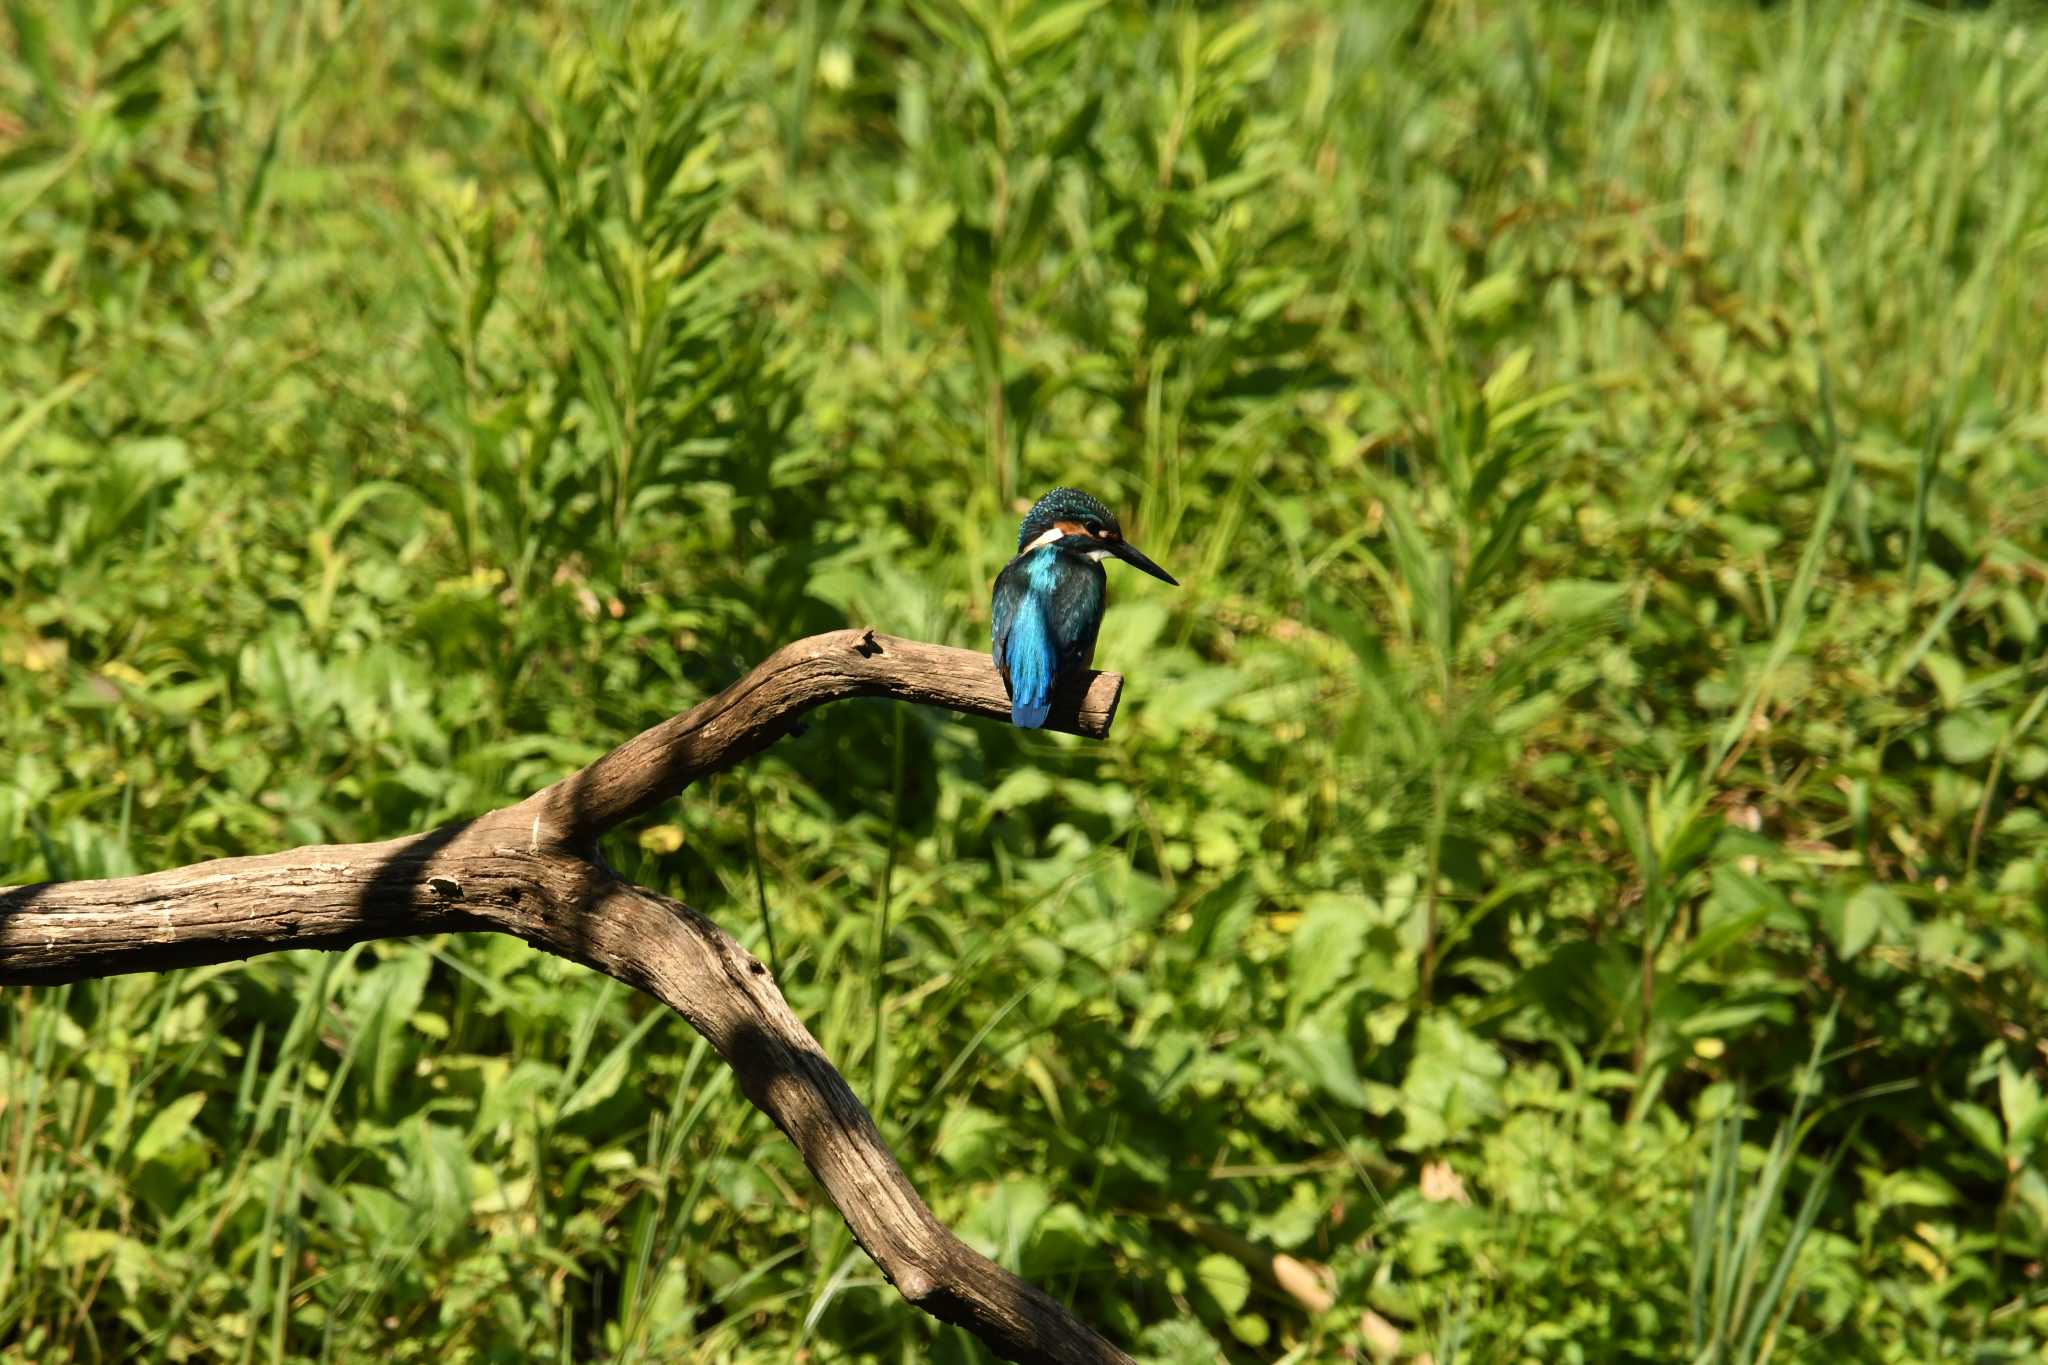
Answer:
4, 0, 2048, 1360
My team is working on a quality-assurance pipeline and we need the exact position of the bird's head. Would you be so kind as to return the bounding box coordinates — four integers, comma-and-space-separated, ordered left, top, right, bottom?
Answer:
1016, 487, 1179, 585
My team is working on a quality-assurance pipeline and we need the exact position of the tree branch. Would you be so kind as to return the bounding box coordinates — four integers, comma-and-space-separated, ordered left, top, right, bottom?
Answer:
0, 630, 1134, 1365
535, 629, 1122, 839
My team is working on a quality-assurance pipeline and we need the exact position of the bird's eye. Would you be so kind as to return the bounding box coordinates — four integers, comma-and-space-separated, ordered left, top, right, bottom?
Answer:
1085, 519, 1104, 536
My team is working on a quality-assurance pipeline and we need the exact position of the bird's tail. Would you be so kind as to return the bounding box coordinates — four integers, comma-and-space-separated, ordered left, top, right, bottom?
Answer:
1005, 609, 1055, 729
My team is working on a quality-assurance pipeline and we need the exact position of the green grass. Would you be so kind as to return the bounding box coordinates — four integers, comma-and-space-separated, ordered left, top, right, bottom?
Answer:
4, 0, 2048, 1360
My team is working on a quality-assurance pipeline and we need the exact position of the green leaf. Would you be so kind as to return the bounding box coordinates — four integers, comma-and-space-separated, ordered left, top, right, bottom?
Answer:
1398, 1016, 1505, 1149
1948, 1101, 2005, 1160
961, 1178, 1052, 1266
984, 767, 1055, 817
1677, 898, 1771, 974
1479, 345, 1532, 410
1286, 894, 1369, 1019
1011, 0, 1111, 61
1936, 711, 2000, 764
400, 1119, 474, 1249
1870, 1171, 1958, 1213
935, 1104, 1010, 1174
1191, 814, 1242, 870
1276, 1014, 1371, 1110
1229, 1312, 1270, 1346
1835, 886, 1879, 959
1534, 579, 1626, 621
1920, 652, 1967, 708
354, 954, 432, 1114
1194, 1252, 1251, 1316
1466, 478, 1547, 598
1456, 268, 1524, 323
132, 1092, 205, 1165
1186, 873, 1256, 960
1999, 1060, 2044, 1158
1136, 1319, 1223, 1364
57, 1230, 150, 1304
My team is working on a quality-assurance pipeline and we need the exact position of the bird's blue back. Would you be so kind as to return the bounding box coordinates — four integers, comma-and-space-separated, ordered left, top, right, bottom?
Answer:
991, 545, 1105, 728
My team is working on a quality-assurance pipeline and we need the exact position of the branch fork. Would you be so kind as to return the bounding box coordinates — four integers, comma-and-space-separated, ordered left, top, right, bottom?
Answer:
0, 630, 1131, 1365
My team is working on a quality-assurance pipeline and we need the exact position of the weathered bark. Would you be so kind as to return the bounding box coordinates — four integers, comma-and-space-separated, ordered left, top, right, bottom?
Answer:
0, 629, 1133, 1365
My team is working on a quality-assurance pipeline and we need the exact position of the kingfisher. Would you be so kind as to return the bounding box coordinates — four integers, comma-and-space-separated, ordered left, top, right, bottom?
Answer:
991, 487, 1178, 728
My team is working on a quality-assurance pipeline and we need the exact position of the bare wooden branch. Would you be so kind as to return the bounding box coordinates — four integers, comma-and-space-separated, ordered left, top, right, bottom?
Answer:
0, 630, 1133, 1365
534, 629, 1123, 839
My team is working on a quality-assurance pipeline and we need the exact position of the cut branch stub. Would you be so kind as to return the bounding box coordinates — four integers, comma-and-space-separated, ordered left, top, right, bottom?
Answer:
0, 630, 1134, 1365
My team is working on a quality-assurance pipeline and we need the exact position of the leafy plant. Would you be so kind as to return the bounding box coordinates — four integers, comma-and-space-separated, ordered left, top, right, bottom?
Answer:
4, 1, 2047, 1361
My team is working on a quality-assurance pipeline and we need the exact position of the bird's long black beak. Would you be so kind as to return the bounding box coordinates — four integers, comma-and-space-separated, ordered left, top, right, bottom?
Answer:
1110, 538, 1179, 586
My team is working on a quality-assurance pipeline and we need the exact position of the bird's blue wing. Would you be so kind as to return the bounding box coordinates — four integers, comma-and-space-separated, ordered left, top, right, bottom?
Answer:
1046, 554, 1105, 676
991, 556, 1055, 728
992, 557, 1023, 689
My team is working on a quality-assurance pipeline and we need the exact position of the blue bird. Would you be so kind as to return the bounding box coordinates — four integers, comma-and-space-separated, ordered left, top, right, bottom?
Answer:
991, 487, 1178, 728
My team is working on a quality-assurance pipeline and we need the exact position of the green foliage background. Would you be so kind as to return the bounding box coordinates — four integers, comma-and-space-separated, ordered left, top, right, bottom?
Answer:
5, 0, 2048, 1360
